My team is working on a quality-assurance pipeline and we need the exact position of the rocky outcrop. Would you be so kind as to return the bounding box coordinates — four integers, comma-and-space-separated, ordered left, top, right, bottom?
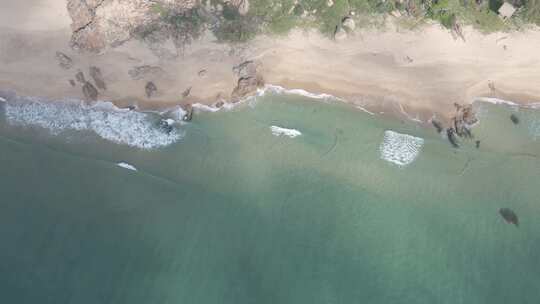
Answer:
67, 0, 200, 53
182, 103, 193, 121
228, 0, 249, 15
452, 103, 477, 138
231, 60, 264, 100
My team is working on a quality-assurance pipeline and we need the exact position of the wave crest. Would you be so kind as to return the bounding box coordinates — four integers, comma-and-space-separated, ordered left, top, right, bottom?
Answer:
3, 95, 183, 149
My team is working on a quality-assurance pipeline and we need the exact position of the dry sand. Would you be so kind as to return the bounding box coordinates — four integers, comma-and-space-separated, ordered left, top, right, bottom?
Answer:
2, 0, 540, 121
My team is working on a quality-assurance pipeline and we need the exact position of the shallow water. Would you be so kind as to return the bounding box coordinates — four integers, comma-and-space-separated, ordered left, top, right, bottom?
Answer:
1, 91, 540, 303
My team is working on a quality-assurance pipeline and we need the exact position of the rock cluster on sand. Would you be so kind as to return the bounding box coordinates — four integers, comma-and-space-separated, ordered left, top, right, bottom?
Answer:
56, 52, 73, 69
128, 65, 165, 80
432, 103, 478, 148
231, 60, 264, 100
89, 66, 106, 90
82, 81, 99, 101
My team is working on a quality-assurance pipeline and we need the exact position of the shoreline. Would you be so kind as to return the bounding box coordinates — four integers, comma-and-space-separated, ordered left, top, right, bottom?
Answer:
3, 1, 540, 127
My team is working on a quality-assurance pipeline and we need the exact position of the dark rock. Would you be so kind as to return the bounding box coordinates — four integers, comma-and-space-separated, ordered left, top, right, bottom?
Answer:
56, 52, 73, 69
446, 127, 459, 148
510, 114, 519, 125
159, 119, 174, 134
128, 65, 164, 80
182, 104, 193, 121
69, 79, 76, 87
145, 81, 157, 98
126, 105, 137, 111
231, 60, 264, 100
182, 87, 192, 98
82, 81, 98, 101
499, 208, 519, 226
215, 101, 225, 108
431, 119, 443, 133
475, 140, 480, 149
452, 103, 477, 138
89, 66, 106, 90
198, 69, 207, 77
75, 71, 86, 83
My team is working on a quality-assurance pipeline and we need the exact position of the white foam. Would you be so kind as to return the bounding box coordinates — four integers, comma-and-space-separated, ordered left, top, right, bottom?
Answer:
117, 162, 137, 171
270, 126, 302, 138
162, 106, 187, 122
475, 97, 519, 106
4, 96, 183, 149
0, 97, 6, 103
356, 105, 376, 115
380, 130, 424, 166
265, 84, 341, 101
192, 103, 221, 112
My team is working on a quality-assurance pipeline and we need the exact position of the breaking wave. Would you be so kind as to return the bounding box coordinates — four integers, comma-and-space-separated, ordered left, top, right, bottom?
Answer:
380, 130, 424, 166
2, 94, 183, 149
270, 126, 302, 138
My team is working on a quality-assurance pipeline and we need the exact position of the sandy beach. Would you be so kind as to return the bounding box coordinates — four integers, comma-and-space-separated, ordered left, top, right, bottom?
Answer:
2, 0, 540, 122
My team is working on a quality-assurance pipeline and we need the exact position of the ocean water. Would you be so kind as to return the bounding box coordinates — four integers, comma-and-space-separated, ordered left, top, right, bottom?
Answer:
1, 89, 540, 303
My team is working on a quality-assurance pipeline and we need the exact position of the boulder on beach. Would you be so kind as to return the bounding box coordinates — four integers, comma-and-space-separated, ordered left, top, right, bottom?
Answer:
56, 52, 73, 69
145, 81, 157, 98
334, 26, 347, 41
89, 66, 106, 90
82, 81, 98, 101
75, 70, 86, 84
342, 17, 356, 31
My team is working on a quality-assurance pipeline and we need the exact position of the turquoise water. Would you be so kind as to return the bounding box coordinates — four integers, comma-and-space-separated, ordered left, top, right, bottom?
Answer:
1, 91, 540, 303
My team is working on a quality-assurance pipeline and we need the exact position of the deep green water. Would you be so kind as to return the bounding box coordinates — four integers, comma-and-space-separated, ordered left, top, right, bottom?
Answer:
1, 92, 540, 303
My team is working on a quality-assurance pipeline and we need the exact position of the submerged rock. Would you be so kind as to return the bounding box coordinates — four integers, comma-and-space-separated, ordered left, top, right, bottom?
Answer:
431, 118, 444, 133
82, 81, 98, 101
56, 52, 73, 69
145, 81, 157, 98
69, 79, 76, 87
446, 127, 459, 148
89, 66, 106, 90
499, 208, 519, 227
510, 113, 520, 124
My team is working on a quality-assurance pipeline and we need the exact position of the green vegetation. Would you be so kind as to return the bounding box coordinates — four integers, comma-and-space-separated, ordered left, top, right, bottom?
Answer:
144, 0, 537, 45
